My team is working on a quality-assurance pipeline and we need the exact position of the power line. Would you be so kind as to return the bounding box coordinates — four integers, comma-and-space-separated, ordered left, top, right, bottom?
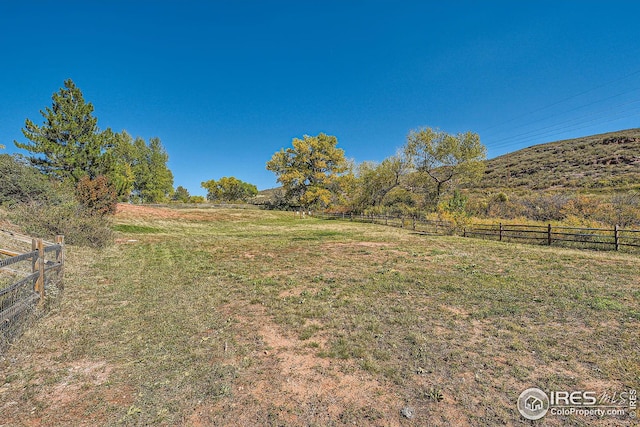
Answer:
478, 67, 640, 135
486, 98, 640, 148
482, 87, 640, 142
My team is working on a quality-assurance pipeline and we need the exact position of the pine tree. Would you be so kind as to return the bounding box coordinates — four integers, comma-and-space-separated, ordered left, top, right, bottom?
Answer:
15, 79, 108, 182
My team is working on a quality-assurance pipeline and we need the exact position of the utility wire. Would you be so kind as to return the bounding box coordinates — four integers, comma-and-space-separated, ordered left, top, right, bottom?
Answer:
487, 98, 640, 147
478, 67, 640, 135
482, 87, 640, 142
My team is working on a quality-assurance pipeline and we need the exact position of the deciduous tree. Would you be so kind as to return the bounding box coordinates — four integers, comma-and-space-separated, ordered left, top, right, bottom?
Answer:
102, 130, 137, 201
201, 176, 258, 202
403, 127, 486, 207
266, 133, 347, 208
353, 155, 407, 210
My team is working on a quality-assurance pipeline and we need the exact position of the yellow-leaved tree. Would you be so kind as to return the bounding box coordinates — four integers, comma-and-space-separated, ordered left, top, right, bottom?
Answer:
266, 133, 348, 209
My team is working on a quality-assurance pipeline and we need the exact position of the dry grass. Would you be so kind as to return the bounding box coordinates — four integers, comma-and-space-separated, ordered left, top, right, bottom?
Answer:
477, 128, 640, 191
1, 206, 638, 426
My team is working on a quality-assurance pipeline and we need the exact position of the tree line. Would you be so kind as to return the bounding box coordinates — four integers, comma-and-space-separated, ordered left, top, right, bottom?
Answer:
14, 79, 175, 206
1, 78, 490, 245
265, 129, 487, 216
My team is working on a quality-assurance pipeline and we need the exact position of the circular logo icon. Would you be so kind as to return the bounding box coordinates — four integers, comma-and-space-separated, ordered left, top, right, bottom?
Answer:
517, 388, 549, 420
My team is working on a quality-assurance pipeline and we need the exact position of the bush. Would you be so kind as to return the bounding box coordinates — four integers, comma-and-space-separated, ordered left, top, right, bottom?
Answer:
0, 154, 64, 206
189, 195, 206, 204
75, 175, 118, 216
1, 155, 114, 247
9, 202, 113, 248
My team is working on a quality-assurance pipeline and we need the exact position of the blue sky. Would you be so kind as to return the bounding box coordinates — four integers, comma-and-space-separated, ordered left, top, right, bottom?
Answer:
1, 1, 639, 195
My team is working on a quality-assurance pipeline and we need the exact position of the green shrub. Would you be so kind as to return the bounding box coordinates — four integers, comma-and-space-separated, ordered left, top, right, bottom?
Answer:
1, 155, 114, 247
0, 154, 64, 206
9, 202, 113, 248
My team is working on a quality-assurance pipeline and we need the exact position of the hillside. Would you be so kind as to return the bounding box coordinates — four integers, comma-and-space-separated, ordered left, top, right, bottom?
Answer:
477, 129, 640, 192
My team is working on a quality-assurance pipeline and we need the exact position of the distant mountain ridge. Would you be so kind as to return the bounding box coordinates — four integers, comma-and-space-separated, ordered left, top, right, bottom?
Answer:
477, 129, 640, 191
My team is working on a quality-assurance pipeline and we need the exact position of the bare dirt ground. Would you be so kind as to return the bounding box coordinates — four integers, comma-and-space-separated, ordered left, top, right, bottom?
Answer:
189, 303, 404, 426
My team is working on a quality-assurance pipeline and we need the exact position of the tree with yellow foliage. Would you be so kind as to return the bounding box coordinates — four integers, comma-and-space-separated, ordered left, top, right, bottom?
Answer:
266, 133, 348, 208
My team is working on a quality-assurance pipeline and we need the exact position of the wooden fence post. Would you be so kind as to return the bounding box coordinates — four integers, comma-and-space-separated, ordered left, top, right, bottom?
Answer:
35, 239, 45, 305
31, 238, 37, 274
56, 235, 65, 280
412, 217, 416, 230
499, 223, 503, 241
547, 224, 552, 246
614, 225, 619, 251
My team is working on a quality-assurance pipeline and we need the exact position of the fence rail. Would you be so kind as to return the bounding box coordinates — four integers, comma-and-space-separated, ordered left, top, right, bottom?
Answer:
316, 212, 453, 235
463, 223, 640, 250
0, 234, 64, 351
315, 212, 640, 252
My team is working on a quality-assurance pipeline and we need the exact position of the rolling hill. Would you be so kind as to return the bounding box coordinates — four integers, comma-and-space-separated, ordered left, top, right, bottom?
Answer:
477, 128, 640, 192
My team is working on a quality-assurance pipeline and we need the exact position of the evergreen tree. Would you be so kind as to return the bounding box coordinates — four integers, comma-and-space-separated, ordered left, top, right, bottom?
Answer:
172, 186, 191, 203
15, 79, 109, 182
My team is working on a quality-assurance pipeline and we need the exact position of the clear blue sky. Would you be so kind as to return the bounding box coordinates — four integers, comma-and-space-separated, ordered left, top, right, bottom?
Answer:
1, 1, 639, 195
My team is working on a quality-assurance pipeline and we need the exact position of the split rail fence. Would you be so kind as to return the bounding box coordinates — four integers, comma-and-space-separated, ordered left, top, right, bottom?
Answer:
315, 212, 640, 252
0, 231, 64, 350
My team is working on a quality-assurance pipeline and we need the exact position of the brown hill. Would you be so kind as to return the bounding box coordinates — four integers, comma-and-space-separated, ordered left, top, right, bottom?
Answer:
477, 129, 640, 192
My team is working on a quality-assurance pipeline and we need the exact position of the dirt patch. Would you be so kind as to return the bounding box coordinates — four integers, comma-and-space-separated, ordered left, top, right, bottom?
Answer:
115, 203, 236, 223
324, 241, 393, 249
0, 358, 123, 427
193, 303, 404, 426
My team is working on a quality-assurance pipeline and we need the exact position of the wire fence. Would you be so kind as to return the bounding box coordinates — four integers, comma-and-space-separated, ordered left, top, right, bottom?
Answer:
315, 212, 640, 252
0, 231, 64, 352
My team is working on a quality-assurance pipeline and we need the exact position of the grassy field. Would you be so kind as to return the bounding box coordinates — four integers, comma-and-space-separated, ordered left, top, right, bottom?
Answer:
1, 205, 639, 426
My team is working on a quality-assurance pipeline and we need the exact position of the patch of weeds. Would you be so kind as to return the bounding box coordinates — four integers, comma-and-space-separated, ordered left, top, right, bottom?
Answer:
324, 336, 366, 359
429, 249, 447, 256
439, 283, 460, 293
360, 357, 380, 374
298, 324, 321, 340
455, 263, 478, 275
588, 296, 625, 311
290, 230, 341, 241
113, 224, 162, 233
422, 386, 444, 402
511, 365, 532, 381
339, 405, 385, 423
